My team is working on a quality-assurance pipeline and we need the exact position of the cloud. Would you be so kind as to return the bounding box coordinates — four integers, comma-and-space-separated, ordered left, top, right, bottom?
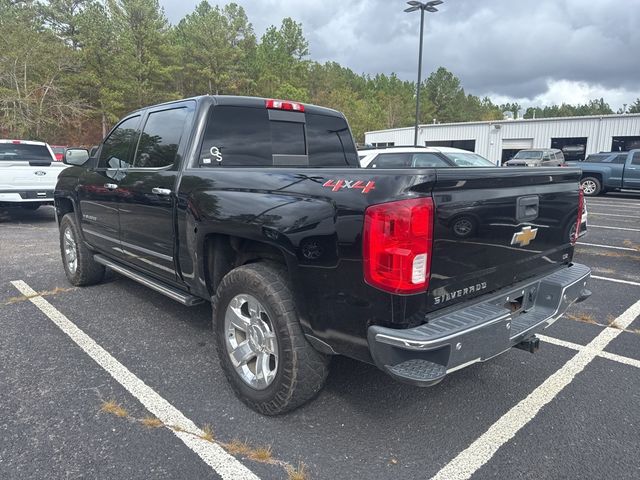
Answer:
160, 0, 640, 108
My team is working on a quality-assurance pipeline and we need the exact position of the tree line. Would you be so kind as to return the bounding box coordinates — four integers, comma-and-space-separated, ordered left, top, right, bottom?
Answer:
1, 0, 638, 145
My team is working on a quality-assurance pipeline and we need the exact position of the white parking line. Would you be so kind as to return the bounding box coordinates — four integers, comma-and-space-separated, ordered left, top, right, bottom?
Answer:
589, 212, 640, 219
591, 275, 640, 287
10, 280, 259, 480
577, 242, 638, 252
588, 225, 640, 232
539, 335, 640, 370
431, 299, 640, 480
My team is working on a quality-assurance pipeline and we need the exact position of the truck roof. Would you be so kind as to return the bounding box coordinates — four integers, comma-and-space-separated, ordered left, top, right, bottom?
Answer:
0, 139, 48, 146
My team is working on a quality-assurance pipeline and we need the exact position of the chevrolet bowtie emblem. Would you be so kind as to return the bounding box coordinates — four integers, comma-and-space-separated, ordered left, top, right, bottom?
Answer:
511, 226, 538, 247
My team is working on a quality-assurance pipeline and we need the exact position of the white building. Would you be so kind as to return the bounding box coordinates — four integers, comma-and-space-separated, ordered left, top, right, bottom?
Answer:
364, 113, 640, 165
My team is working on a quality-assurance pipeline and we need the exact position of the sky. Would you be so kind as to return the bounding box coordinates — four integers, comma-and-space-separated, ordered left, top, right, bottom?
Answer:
160, 0, 640, 111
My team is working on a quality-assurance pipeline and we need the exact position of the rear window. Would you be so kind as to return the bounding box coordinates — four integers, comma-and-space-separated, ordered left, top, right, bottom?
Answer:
514, 150, 542, 160
52, 147, 65, 155
585, 153, 627, 164
0, 143, 53, 162
199, 106, 357, 167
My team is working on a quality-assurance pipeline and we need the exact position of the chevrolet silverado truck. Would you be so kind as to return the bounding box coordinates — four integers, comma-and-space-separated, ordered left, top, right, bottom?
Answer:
570, 150, 640, 196
55, 96, 591, 415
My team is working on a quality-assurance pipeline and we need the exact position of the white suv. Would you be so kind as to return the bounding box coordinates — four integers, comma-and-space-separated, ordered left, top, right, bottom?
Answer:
358, 146, 497, 168
0, 140, 66, 210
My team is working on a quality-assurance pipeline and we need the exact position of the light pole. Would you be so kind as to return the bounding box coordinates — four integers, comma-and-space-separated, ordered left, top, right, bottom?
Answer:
405, 0, 443, 146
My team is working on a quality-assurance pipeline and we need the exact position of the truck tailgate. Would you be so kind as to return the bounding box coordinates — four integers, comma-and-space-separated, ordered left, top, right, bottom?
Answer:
427, 167, 582, 311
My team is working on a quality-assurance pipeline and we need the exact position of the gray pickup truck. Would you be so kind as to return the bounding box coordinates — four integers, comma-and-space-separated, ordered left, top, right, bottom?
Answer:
570, 150, 640, 196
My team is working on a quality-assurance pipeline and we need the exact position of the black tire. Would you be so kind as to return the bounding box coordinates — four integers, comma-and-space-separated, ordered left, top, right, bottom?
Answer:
212, 262, 329, 415
580, 176, 602, 196
59, 213, 105, 286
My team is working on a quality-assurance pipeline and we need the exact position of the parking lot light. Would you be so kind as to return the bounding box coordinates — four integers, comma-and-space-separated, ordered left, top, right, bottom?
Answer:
405, 0, 444, 146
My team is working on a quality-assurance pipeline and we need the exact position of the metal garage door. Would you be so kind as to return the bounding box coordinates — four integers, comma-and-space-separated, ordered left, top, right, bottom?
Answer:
502, 138, 534, 149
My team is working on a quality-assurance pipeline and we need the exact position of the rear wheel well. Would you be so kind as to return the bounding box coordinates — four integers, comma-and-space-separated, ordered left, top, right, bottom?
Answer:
203, 235, 288, 296
55, 198, 74, 225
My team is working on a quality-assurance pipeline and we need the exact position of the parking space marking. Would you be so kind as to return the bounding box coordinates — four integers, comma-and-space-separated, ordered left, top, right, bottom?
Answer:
431, 299, 640, 480
588, 225, 640, 232
539, 335, 640, 369
591, 275, 640, 287
589, 213, 640, 219
9, 280, 259, 480
577, 242, 638, 252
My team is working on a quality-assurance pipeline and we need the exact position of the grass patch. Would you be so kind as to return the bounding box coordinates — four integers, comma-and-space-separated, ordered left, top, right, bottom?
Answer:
4, 286, 75, 305
623, 240, 640, 252
286, 462, 309, 480
140, 416, 164, 428
100, 400, 128, 418
225, 439, 251, 456
566, 313, 597, 325
200, 424, 215, 442
248, 445, 273, 463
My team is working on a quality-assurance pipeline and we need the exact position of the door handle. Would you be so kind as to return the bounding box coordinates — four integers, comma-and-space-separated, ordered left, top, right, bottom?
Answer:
104, 183, 118, 190
152, 187, 172, 196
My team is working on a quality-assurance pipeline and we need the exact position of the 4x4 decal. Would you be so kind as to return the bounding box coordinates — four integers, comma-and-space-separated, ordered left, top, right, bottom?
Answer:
322, 179, 375, 194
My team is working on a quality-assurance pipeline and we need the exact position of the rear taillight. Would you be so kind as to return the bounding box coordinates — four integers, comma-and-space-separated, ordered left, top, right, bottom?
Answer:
363, 198, 434, 295
571, 187, 584, 245
265, 98, 305, 112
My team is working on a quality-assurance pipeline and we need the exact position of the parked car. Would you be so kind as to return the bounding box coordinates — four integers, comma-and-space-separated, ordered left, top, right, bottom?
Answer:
359, 146, 497, 168
568, 150, 640, 196
504, 148, 565, 167
0, 139, 66, 210
55, 95, 590, 414
50, 145, 67, 162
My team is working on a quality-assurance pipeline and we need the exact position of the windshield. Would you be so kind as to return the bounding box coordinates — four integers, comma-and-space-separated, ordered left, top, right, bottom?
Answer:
444, 152, 495, 167
52, 147, 66, 155
514, 150, 543, 160
0, 143, 53, 162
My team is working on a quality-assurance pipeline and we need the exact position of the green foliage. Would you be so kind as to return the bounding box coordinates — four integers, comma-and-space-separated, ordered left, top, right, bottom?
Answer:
0, 1, 628, 144
628, 99, 640, 114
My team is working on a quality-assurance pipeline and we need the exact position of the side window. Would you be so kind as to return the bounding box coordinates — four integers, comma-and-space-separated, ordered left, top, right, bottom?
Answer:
632, 153, 640, 165
369, 153, 411, 168
98, 116, 140, 169
199, 106, 272, 166
411, 153, 448, 167
556, 151, 565, 161
543, 152, 552, 161
134, 108, 189, 168
306, 113, 357, 167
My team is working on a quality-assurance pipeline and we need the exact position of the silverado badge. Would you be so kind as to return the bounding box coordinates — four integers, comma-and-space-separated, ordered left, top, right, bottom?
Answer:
511, 226, 538, 247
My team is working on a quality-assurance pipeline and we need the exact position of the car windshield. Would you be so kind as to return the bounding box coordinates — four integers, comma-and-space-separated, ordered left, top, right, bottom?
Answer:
52, 147, 65, 154
0, 143, 53, 161
444, 152, 495, 167
514, 150, 543, 160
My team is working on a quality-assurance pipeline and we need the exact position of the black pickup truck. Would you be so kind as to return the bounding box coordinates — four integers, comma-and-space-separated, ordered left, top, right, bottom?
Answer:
55, 96, 591, 414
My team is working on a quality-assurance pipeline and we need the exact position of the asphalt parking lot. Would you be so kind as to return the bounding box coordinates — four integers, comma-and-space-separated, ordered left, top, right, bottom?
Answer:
1, 192, 639, 480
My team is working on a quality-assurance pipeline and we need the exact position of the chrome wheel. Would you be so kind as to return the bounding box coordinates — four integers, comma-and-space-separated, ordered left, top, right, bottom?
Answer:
581, 180, 597, 195
453, 218, 473, 237
63, 227, 78, 274
224, 294, 278, 390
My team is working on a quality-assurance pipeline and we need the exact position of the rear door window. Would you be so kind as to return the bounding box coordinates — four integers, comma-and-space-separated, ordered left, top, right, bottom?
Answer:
368, 153, 411, 168
0, 143, 53, 162
134, 108, 188, 168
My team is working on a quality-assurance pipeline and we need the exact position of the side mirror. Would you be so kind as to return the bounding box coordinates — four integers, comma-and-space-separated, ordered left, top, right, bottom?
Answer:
64, 148, 90, 166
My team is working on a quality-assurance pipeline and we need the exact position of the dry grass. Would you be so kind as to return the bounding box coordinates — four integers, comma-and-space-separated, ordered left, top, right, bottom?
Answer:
140, 416, 164, 429
100, 400, 128, 418
248, 445, 273, 463
4, 286, 75, 305
286, 462, 309, 480
200, 424, 215, 442
578, 248, 640, 260
224, 439, 251, 456
623, 240, 640, 252
170, 424, 185, 432
566, 313, 597, 325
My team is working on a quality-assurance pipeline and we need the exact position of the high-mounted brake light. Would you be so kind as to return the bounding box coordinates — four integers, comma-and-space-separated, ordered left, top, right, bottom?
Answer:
265, 98, 305, 112
363, 197, 434, 295
571, 187, 584, 245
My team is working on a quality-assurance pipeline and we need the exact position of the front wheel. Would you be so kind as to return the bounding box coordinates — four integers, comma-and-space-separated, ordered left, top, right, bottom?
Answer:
212, 263, 329, 415
580, 177, 602, 196
59, 214, 105, 286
